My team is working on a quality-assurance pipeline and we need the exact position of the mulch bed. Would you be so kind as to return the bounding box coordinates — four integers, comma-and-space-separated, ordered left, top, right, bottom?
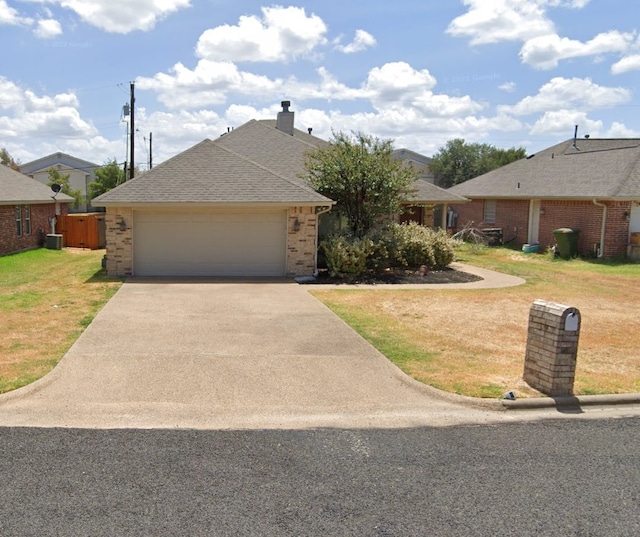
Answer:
299, 267, 483, 285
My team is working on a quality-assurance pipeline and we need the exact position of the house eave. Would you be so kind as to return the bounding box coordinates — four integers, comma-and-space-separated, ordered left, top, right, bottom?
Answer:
93, 200, 336, 208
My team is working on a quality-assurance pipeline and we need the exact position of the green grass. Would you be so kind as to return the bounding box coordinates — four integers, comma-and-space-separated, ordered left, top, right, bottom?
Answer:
0, 248, 123, 393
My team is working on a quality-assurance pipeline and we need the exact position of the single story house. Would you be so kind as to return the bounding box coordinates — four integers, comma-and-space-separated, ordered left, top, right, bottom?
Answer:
93, 102, 335, 278
448, 138, 640, 259
0, 164, 73, 256
20, 152, 100, 213
392, 148, 469, 228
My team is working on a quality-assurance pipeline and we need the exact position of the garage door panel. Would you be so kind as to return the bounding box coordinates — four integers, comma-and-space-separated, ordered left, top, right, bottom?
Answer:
133, 210, 286, 277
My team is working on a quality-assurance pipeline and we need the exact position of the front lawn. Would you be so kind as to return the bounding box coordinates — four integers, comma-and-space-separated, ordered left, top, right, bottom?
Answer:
311, 245, 640, 398
0, 248, 123, 393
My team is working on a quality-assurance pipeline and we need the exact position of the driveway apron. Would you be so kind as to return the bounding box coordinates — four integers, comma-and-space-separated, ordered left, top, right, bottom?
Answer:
0, 280, 503, 429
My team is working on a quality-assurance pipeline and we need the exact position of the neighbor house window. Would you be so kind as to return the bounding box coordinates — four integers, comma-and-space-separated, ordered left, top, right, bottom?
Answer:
15, 205, 22, 237
484, 200, 497, 224
23, 205, 31, 235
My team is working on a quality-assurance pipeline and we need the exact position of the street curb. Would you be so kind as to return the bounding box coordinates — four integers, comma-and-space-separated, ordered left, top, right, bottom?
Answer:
390, 364, 640, 412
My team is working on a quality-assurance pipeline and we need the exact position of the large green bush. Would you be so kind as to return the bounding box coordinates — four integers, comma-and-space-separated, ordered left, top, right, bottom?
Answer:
320, 235, 372, 278
375, 223, 455, 270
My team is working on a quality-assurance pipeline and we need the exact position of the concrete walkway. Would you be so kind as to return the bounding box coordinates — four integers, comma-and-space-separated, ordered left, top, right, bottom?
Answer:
0, 266, 636, 429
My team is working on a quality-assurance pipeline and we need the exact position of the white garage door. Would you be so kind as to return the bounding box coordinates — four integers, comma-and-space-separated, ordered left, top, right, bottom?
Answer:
133, 209, 287, 277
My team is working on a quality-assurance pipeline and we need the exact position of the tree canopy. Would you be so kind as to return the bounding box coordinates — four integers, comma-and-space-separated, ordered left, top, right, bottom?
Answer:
1, 147, 19, 170
429, 138, 527, 188
304, 131, 416, 238
88, 159, 124, 199
47, 167, 82, 208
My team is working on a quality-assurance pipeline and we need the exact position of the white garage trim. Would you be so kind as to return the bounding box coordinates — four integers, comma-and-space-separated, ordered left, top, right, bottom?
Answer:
133, 208, 287, 277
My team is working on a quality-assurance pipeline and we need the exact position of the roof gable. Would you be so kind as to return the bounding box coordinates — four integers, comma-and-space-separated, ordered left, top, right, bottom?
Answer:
1, 164, 74, 205
20, 152, 99, 175
449, 138, 640, 200
93, 136, 332, 205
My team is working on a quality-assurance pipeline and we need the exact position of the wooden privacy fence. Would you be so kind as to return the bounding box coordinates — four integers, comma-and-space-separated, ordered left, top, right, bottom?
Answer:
57, 213, 106, 250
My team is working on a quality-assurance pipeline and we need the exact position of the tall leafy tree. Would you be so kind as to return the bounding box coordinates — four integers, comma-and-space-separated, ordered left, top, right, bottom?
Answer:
88, 159, 124, 199
47, 167, 82, 208
1, 147, 19, 170
304, 131, 416, 238
430, 138, 527, 188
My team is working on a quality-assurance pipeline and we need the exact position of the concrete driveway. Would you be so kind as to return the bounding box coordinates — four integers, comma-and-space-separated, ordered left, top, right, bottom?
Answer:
0, 278, 522, 429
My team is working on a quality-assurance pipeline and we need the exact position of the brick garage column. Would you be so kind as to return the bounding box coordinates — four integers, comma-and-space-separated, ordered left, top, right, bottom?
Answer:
523, 299, 581, 396
286, 207, 317, 277
105, 207, 133, 277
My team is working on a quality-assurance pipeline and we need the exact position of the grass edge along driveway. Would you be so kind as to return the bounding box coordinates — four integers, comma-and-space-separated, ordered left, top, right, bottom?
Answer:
311, 245, 640, 399
0, 248, 123, 394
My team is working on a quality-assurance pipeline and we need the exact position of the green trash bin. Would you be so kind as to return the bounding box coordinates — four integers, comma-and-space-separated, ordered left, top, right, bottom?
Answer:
553, 228, 580, 259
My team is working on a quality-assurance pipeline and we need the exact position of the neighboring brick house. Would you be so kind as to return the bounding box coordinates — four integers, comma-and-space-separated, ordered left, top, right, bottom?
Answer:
0, 164, 73, 256
93, 102, 335, 278
448, 138, 640, 259
20, 152, 100, 213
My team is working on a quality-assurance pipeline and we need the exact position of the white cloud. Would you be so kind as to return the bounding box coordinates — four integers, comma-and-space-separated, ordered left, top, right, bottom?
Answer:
520, 30, 635, 69
0, 0, 32, 25
195, 6, 327, 62
336, 29, 376, 54
34, 18, 62, 38
47, 0, 191, 33
611, 54, 640, 74
499, 77, 631, 116
499, 81, 517, 92
605, 121, 640, 137
529, 109, 602, 135
0, 77, 96, 141
447, 0, 555, 45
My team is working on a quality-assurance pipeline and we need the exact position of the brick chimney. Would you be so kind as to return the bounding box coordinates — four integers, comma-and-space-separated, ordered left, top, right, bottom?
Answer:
276, 100, 294, 136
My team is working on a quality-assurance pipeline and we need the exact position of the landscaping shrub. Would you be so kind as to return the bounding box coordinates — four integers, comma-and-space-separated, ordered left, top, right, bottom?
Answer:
320, 234, 372, 278
373, 223, 456, 270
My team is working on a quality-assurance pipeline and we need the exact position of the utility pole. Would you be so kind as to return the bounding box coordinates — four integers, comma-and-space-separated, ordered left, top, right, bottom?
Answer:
149, 132, 153, 169
130, 81, 135, 179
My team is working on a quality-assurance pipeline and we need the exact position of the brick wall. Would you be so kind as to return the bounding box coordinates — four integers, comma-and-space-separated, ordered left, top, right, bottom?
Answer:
0, 203, 68, 256
286, 206, 318, 276
105, 207, 133, 276
452, 199, 633, 257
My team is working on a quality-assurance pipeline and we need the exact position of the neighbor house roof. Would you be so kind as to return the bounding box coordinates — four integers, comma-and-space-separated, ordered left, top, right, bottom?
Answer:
0, 164, 74, 205
93, 124, 333, 206
448, 138, 640, 200
406, 179, 469, 204
19, 152, 100, 175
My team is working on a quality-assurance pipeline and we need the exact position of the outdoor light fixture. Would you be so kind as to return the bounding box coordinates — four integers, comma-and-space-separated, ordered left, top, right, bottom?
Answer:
119, 217, 127, 231
293, 217, 301, 232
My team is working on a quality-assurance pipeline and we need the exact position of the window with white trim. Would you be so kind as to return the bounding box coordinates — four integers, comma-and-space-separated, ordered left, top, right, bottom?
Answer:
23, 205, 31, 235
483, 199, 497, 224
15, 205, 22, 237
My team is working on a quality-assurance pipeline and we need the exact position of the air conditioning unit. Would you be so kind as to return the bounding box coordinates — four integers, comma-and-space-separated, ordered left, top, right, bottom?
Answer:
46, 234, 63, 250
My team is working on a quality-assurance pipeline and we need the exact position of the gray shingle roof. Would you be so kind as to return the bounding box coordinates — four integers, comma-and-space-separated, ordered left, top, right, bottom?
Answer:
0, 164, 74, 205
93, 128, 332, 205
449, 138, 640, 200
406, 179, 469, 203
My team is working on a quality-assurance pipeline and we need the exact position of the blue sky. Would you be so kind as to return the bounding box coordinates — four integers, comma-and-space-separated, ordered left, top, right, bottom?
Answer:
2, 0, 640, 169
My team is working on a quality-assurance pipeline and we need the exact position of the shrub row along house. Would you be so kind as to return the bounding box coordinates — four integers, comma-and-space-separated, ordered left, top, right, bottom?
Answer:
448, 137, 640, 259
0, 164, 73, 256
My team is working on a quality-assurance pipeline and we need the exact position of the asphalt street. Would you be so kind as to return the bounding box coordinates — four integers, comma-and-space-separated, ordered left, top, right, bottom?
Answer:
1, 417, 639, 536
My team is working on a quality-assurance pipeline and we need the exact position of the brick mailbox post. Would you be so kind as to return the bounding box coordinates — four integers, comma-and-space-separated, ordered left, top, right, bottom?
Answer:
523, 299, 581, 396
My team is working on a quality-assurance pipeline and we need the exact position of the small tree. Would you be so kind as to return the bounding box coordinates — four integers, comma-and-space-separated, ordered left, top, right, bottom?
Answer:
430, 138, 526, 187
1, 147, 19, 170
47, 167, 82, 208
88, 159, 124, 199
304, 131, 416, 238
